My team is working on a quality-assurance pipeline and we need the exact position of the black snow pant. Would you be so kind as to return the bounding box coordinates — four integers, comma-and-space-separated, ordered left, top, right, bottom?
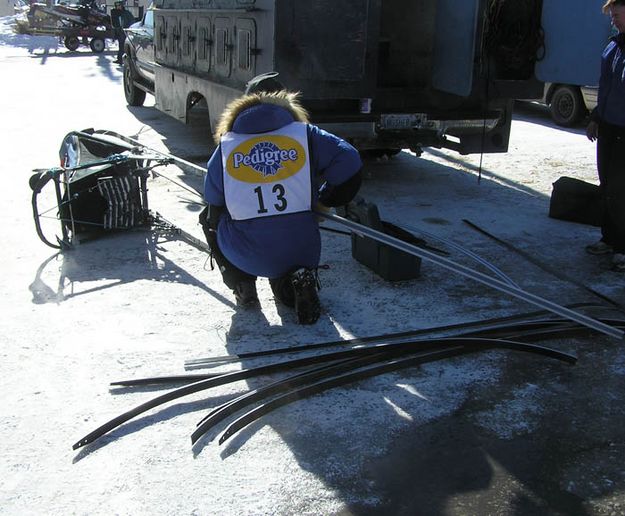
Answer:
597, 121, 625, 253
208, 239, 296, 305
198, 206, 302, 304
198, 207, 255, 290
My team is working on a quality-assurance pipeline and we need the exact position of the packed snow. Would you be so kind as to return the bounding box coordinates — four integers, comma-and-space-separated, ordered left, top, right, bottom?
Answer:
1, 12, 624, 515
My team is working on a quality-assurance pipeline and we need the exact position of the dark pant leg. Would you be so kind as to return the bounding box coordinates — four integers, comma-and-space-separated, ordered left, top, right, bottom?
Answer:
210, 240, 257, 290
116, 31, 125, 61
598, 122, 625, 252
198, 207, 256, 290
269, 274, 295, 307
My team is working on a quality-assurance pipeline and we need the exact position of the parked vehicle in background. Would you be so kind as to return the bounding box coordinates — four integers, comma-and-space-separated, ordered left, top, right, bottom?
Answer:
121, 0, 611, 156
122, 0, 550, 156
122, 6, 154, 107
540, 83, 598, 127
527, 1, 610, 128
25, 0, 114, 52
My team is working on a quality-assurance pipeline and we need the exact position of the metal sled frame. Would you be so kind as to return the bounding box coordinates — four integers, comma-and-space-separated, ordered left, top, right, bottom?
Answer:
29, 130, 188, 250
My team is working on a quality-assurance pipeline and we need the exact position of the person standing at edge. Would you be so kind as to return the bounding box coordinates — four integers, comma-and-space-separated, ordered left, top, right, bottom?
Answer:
586, 0, 625, 272
200, 72, 363, 324
110, 0, 134, 65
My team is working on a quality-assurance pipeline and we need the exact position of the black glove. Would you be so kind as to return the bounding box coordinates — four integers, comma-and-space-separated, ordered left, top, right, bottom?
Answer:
318, 169, 362, 207
199, 204, 224, 250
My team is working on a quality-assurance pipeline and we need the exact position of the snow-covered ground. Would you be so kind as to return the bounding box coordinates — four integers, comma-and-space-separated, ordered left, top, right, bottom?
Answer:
2, 14, 624, 516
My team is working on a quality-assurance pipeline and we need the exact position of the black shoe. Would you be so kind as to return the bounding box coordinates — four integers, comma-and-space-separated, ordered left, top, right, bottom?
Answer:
233, 281, 259, 307
269, 274, 295, 307
586, 240, 613, 255
292, 269, 320, 325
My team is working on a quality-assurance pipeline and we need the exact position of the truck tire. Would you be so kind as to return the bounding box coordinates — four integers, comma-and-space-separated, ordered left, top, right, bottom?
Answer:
550, 85, 585, 127
123, 60, 146, 107
64, 36, 80, 52
89, 37, 105, 53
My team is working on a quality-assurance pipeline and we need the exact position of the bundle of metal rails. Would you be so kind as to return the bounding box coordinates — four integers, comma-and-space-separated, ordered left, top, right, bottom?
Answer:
72, 305, 625, 451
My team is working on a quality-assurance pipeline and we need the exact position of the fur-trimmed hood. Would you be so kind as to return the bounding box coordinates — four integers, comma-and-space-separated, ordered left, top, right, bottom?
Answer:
214, 91, 310, 144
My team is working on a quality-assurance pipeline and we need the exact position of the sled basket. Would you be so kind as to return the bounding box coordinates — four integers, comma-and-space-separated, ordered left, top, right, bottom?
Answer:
29, 129, 152, 249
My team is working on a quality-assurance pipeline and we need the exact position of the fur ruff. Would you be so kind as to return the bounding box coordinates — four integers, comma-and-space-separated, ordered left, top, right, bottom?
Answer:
214, 91, 310, 143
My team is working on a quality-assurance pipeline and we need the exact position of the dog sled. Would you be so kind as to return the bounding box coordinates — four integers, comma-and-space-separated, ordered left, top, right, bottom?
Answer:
29, 128, 208, 252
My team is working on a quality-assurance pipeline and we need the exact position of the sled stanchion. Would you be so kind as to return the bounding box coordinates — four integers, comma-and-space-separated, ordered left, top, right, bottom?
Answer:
316, 211, 625, 341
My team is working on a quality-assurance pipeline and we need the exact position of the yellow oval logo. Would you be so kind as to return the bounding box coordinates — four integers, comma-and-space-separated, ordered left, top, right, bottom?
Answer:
225, 135, 306, 183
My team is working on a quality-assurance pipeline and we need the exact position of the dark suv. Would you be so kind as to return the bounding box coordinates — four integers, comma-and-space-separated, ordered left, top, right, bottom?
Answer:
122, 7, 155, 106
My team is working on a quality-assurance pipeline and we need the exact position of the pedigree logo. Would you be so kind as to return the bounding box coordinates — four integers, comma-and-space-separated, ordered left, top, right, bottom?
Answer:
226, 135, 306, 183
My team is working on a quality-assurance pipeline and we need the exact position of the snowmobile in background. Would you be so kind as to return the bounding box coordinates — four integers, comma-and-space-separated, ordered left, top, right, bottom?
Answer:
26, 0, 114, 52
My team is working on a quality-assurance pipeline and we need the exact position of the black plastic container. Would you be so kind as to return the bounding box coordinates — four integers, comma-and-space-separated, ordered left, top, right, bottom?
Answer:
344, 198, 421, 281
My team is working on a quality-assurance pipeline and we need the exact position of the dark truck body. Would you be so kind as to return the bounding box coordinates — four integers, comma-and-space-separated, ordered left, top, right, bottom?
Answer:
141, 0, 608, 155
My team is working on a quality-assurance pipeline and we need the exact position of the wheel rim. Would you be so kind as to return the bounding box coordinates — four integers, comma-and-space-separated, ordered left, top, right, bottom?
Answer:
556, 94, 574, 119
91, 39, 104, 52
65, 36, 79, 51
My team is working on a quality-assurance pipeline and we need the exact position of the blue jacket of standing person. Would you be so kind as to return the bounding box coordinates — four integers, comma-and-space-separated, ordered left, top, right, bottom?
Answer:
595, 33, 625, 127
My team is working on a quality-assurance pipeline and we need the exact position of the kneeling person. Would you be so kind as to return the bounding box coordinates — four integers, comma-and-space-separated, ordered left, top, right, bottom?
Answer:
201, 72, 362, 324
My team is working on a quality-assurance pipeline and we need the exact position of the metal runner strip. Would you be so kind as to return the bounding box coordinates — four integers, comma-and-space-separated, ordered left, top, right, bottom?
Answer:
111, 323, 594, 389
192, 332, 581, 445
218, 339, 576, 445
318, 211, 625, 341
192, 355, 380, 445
462, 218, 625, 312
73, 337, 575, 450
218, 347, 469, 445
184, 305, 608, 367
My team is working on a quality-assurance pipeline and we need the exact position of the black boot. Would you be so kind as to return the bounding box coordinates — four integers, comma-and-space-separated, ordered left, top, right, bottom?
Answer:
269, 274, 295, 307
233, 281, 259, 307
291, 269, 320, 325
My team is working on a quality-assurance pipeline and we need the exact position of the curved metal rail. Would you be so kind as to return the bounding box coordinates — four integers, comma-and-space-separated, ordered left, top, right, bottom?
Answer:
397, 221, 521, 289
192, 355, 386, 444
462, 218, 625, 313
123, 320, 584, 388
218, 339, 576, 445
73, 337, 575, 450
318, 211, 625, 341
192, 336, 576, 445
184, 305, 603, 367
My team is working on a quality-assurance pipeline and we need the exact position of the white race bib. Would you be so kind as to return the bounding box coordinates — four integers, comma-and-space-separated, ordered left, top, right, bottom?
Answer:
221, 122, 312, 221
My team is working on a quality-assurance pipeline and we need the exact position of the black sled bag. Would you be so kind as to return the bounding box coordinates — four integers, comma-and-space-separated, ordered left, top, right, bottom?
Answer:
548, 176, 603, 227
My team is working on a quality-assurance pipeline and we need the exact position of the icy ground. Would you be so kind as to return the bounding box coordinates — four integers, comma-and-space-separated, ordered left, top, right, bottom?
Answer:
1, 13, 624, 516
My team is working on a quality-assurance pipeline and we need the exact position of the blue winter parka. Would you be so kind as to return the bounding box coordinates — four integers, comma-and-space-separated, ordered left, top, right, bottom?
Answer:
204, 102, 362, 279
596, 35, 625, 127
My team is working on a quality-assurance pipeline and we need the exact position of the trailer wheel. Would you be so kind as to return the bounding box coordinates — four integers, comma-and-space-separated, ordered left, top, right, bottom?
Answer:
89, 37, 105, 53
64, 36, 80, 52
123, 60, 146, 107
549, 85, 585, 127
